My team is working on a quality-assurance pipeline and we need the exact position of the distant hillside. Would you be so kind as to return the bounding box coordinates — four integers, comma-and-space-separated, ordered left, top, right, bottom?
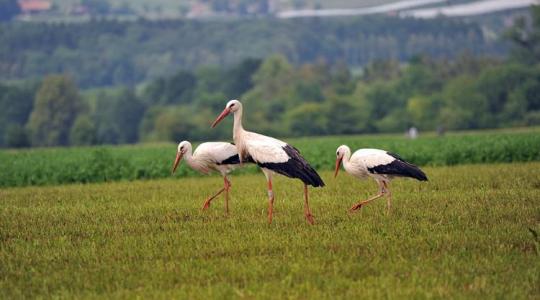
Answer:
0, 15, 507, 88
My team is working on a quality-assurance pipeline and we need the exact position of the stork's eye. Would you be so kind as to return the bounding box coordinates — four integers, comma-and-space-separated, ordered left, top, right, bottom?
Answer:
230, 103, 235, 107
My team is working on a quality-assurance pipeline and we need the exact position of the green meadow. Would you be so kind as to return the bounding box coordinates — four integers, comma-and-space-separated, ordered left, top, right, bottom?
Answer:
1, 163, 538, 298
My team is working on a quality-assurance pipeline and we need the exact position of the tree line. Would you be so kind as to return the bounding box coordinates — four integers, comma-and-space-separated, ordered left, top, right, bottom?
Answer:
1, 54, 539, 148
0, 15, 505, 88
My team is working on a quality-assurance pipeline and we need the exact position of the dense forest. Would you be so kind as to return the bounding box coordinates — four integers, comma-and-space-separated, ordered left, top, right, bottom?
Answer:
0, 16, 506, 88
1, 7, 539, 148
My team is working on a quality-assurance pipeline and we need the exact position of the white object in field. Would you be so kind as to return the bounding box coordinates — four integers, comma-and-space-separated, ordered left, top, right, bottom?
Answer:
334, 145, 427, 213
172, 141, 244, 213
211, 100, 325, 225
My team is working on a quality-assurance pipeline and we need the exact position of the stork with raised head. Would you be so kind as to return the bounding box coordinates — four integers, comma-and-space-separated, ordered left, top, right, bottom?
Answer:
171, 140, 246, 213
211, 100, 325, 225
334, 145, 428, 213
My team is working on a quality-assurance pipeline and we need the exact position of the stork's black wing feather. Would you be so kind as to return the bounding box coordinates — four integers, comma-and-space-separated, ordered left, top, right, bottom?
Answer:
258, 145, 325, 187
368, 152, 428, 181
218, 154, 241, 165
218, 153, 255, 165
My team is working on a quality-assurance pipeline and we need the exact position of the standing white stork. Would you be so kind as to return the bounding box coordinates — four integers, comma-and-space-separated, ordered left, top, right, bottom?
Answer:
334, 145, 428, 213
171, 140, 245, 213
211, 100, 325, 225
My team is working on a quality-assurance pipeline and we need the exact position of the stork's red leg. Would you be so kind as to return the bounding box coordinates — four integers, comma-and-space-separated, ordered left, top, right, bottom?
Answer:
202, 187, 225, 211
267, 177, 274, 224
350, 181, 385, 212
303, 184, 315, 225
349, 193, 384, 212
382, 181, 392, 214
224, 176, 231, 214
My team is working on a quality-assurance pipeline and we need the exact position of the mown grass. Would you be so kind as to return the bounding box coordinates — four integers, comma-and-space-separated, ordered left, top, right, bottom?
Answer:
1, 163, 539, 298
1, 127, 540, 187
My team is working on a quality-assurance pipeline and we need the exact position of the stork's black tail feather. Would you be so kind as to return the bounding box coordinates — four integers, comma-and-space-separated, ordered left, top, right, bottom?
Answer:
295, 163, 326, 187
257, 145, 325, 187
401, 161, 428, 181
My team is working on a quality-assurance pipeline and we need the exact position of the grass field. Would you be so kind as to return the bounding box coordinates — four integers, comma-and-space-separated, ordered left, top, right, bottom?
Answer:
1, 163, 538, 298
2, 128, 540, 187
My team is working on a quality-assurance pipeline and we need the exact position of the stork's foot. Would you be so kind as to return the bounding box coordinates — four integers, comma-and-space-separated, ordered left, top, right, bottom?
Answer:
349, 203, 364, 212
202, 199, 212, 211
305, 213, 315, 225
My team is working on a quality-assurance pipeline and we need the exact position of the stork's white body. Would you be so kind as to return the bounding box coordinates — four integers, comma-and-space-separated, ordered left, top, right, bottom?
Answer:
227, 101, 324, 186
342, 148, 395, 181
233, 121, 290, 166
184, 142, 240, 176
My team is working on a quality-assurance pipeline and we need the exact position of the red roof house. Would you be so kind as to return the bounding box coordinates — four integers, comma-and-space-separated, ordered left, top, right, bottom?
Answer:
18, 0, 52, 13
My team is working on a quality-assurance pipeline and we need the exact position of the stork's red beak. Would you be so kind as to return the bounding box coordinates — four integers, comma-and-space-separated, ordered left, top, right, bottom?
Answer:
334, 157, 342, 178
172, 152, 183, 174
211, 107, 231, 128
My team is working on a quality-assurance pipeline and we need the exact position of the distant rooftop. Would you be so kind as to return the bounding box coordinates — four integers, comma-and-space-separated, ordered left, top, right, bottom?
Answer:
18, 0, 52, 13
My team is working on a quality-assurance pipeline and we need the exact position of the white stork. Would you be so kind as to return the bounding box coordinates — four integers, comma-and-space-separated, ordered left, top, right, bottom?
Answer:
171, 140, 244, 213
334, 145, 428, 213
211, 100, 325, 225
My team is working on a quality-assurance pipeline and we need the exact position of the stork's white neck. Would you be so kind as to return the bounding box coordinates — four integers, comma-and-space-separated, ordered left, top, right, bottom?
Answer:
232, 107, 244, 141
183, 148, 206, 173
183, 148, 193, 161
341, 147, 352, 171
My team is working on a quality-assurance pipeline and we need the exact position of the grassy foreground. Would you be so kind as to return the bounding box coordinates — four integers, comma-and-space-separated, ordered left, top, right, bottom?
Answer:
1, 163, 539, 298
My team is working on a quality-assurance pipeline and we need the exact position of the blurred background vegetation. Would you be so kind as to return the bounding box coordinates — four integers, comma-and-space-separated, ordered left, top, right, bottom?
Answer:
0, 0, 539, 148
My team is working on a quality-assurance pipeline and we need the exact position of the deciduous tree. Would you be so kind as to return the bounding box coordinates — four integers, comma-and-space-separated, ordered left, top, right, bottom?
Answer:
26, 75, 83, 146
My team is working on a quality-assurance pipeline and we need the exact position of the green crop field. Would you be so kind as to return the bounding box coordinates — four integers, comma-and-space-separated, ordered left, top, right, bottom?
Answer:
1, 128, 540, 188
1, 163, 539, 298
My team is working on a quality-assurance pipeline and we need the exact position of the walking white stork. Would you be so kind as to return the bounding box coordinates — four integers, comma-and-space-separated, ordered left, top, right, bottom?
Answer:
171, 140, 245, 213
334, 145, 428, 213
211, 100, 325, 225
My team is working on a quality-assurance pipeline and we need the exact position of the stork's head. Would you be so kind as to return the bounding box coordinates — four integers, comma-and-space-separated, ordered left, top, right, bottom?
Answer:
334, 145, 350, 178
211, 99, 241, 128
172, 141, 192, 174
